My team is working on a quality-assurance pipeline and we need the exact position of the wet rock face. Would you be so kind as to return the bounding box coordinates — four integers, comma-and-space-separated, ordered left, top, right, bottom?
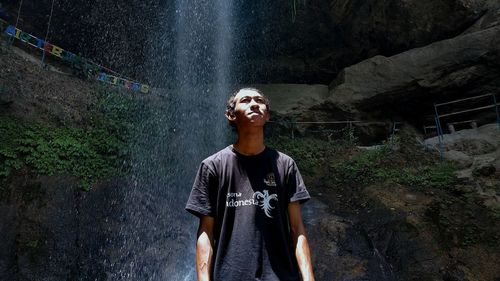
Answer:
305, 178, 500, 281
0, 172, 196, 281
326, 0, 495, 54
1, 176, 82, 280
3, 0, 497, 84
0, 175, 135, 281
0, 49, 95, 126
0, 174, 81, 280
238, 0, 498, 83
304, 191, 443, 281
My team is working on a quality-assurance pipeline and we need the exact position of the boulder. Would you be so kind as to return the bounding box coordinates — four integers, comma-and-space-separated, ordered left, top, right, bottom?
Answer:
443, 150, 473, 169
425, 124, 499, 155
463, 6, 500, 33
327, 21, 500, 114
250, 84, 329, 116
472, 156, 497, 177
448, 139, 496, 156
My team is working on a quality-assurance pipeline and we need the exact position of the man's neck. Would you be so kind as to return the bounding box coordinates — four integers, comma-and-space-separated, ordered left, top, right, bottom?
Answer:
233, 129, 265, 156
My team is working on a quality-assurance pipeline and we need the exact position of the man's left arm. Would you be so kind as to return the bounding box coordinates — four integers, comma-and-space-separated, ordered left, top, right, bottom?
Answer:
288, 201, 315, 281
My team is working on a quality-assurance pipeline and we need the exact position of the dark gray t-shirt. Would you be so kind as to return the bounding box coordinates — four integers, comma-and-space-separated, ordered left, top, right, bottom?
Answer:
186, 146, 310, 281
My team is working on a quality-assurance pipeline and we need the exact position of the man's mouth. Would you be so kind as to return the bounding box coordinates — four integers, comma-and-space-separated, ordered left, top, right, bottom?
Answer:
248, 111, 262, 116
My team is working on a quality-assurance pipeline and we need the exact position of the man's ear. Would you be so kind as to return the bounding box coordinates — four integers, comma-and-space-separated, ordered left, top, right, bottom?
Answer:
225, 111, 236, 122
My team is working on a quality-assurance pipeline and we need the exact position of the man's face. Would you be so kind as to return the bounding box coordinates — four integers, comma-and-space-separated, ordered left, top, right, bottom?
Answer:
227, 89, 270, 128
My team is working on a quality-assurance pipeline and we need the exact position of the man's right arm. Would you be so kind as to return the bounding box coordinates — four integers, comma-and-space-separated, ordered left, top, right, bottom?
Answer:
196, 215, 215, 281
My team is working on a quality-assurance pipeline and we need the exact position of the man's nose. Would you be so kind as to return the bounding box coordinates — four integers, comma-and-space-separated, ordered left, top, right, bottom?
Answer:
249, 99, 259, 109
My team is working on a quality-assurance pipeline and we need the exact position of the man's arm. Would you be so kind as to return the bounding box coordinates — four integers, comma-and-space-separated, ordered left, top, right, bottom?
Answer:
288, 201, 315, 281
196, 216, 215, 281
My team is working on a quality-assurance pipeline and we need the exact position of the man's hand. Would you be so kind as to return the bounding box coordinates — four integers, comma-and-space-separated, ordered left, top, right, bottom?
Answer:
196, 216, 215, 281
288, 202, 315, 281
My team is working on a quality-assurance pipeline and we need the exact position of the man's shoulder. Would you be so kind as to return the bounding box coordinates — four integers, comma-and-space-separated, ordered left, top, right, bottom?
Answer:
201, 146, 234, 165
265, 147, 296, 165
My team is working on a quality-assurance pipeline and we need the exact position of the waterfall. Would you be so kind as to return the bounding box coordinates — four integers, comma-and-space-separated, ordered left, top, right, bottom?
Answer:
109, 1, 234, 280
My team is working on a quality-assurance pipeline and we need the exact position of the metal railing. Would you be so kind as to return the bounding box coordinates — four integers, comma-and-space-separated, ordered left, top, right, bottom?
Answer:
433, 93, 499, 159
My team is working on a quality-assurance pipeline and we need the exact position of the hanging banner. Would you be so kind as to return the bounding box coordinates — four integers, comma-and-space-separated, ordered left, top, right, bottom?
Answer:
3, 24, 150, 94
96, 72, 150, 93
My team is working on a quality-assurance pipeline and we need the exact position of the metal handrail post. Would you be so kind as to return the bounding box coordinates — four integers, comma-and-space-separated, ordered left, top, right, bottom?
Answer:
390, 122, 396, 146
435, 116, 444, 160
493, 94, 500, 129
41, 0, 56, 67
10, 0, 24, 45
434, 103, 444, 160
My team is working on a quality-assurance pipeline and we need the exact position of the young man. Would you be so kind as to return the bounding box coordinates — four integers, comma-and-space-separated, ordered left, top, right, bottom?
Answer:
186, 88, 315, 281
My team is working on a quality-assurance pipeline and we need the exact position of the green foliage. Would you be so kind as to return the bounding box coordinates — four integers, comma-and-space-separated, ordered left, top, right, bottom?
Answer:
0, 116, 125, 190
331, 147, 387, 185
337, 126, 358, 147
86, 85, 146, 135
0, 83, 147, 191
396, 164, 457, 188
268, 135, 458, 189
331, 146, 457, 188
267, 136, 336, 175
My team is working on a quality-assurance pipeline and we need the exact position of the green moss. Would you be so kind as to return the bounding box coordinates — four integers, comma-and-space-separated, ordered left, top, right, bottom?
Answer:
267, 136, 338, 175
0, 116, 125, 190
397, 164, 458, 188
268, 136, 458, 189
0, 85, 146, 190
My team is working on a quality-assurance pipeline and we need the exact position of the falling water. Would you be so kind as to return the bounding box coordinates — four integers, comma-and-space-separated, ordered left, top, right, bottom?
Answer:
104, 1, 234, 280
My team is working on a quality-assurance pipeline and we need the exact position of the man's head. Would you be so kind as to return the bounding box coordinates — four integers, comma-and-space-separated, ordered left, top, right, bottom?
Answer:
225, 88, 270, 130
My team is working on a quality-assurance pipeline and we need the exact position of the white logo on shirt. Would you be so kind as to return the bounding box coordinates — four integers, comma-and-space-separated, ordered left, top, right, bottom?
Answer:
226, 192, 257, 207
263, 173, 277, 187
225, 189, 278, 218
254, 190, 278, 218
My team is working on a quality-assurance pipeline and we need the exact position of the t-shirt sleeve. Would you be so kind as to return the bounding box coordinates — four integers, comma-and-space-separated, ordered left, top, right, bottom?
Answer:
185, 161, 217, 217
287, 160, 310, 203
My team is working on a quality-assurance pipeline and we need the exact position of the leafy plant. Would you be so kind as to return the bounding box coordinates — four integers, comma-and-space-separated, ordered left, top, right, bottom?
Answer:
267, 136, 336, 175
0, 83, 149, 191
330, 145, 457, 188
338, 125, 358, 147
329, 147, 389, 185
0, 116, 126, 190
268, 134, 457, 189
397, 164, 457, 188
